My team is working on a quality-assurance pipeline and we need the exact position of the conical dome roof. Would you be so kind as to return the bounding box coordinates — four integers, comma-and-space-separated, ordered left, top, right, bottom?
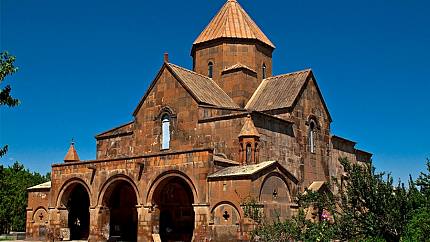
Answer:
239, 115, 260, 137
64, 141, 80, 162
193, 0, 275, 49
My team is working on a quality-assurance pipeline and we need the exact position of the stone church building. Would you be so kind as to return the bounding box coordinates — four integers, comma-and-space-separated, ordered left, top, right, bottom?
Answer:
26, 0, 371, 241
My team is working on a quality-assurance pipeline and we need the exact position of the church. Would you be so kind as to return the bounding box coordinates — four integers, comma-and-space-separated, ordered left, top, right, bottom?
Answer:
26, 0, 371, 241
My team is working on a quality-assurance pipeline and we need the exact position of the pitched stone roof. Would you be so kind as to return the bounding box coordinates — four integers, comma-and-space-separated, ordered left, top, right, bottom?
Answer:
222, 63, 256, 74
208, 160, 277, 179
245, 69, 311, 111
167, 63, 240, 109
64, 142, 80, 162
238, 114, 260, 137
27, 181, 51, 191
307, 181, 326, 192
213, 155, 240, 166
95, 121, 134, 139
193, 0, 275, 49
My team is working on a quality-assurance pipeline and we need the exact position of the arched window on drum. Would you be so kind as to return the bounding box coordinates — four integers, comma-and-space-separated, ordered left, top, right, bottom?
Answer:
161, 114, 170, 150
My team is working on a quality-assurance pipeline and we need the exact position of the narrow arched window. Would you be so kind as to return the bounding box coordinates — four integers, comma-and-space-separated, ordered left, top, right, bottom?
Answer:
309, 121, 316, 153
208, 62, 213, 78
246, 143, 252, 163
254, 143, 259, 163
161, 114, 170, 150
262, 64, 267, 79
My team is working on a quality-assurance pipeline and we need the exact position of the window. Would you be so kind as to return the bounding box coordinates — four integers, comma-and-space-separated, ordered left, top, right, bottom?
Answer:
309, 121, 316, 153
208, 62, 213, 78
246, 143, 252, 163
262, 64, 266, 79
161, 114, 170, 149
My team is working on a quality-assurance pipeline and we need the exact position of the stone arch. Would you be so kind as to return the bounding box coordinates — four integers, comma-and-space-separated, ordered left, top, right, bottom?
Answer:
97, 174, 141, 206
145, 170, 198, 205
56, 178, 91, 240
148, 171, 197, 242
98, 174, 140, 241
306, 114, 321, 130
210, 201, 241, 225
259, 172, 291, 203
156, 106, 177, 120
56, 177, 92, 208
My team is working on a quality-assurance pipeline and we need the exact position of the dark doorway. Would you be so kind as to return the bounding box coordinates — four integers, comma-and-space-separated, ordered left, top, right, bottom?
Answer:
106, 181, 138, 242
153, 177, 195, 242
66, 184, 90, 240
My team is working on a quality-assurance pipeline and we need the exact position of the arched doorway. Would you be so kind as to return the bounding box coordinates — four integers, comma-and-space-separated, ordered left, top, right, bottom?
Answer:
152, 177, 195, 242
65, 183, 90, 240
103, 180, 138, 242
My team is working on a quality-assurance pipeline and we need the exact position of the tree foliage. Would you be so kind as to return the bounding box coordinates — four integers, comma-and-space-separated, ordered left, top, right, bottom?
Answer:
0, 162, 49, 234
0, 51, 20, 157
251, 158, 430, 242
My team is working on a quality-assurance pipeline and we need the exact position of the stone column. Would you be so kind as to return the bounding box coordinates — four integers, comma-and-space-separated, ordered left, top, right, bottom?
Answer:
192, 203, 210, 242
49, 207, 68, 240
139, 204, 158, 241
137, 205, 150, 241
25, 208, 34, 240
88, 205, 108, 242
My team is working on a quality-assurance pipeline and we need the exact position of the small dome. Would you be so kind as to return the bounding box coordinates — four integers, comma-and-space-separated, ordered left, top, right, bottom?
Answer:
238, 115, 260, 137
193, 0, 275, 49
64, 141, 80, 162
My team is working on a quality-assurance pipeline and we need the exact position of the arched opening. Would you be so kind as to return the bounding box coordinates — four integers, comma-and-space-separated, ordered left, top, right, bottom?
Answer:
259, 174, 291, 221
309, 120, 316, 153
254, 143, 259, 163
152, 176, 195, 242
103, 180, 138, 241
262, 63, 266, 79
161, 113, 170, 150
208, 61, 214, 78
245, 143, 252, 164
64, 183, 90, 240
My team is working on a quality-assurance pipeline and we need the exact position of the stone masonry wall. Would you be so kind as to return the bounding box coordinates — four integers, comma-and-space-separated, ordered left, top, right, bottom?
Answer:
26, 189, 50, 240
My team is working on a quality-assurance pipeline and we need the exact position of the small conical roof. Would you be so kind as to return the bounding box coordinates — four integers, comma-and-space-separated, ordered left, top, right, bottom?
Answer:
193, 0, 275, 49
239, 115, 260, 137
64, 141, 80, 162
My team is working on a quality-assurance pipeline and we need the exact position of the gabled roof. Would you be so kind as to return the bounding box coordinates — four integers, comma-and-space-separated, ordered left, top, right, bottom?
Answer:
133, 63, 240, 116
222, 63, 256, 74
193, 0, 275, 49
27, 181, 51, 191
208, 160, 277, 179
64, 142, 80, 162
213, 155, 240, 166
208, 160, 299, 184
245, 69, 311, 111
95, 121, 134, 139
307, 181, 327, 192
167, 63, 240, 108
245, 69, 332, 121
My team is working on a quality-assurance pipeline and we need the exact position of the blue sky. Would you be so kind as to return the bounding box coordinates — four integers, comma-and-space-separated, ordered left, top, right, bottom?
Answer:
1, 0, 429, 182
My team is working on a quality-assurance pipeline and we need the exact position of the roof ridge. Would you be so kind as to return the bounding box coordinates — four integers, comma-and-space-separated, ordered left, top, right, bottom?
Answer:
167, 62, 239, 108
96, 120, 134, 137
245, 74, 268, 109
167, 63, 213, 80
263, 68, 312, 81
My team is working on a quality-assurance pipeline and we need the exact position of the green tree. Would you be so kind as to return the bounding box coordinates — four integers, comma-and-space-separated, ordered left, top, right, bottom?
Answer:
0, 51, 20, 157
251, 158, 430, 242
402, 159, 430, 241
0, 162, 49, 234
330, 158, 412, 241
